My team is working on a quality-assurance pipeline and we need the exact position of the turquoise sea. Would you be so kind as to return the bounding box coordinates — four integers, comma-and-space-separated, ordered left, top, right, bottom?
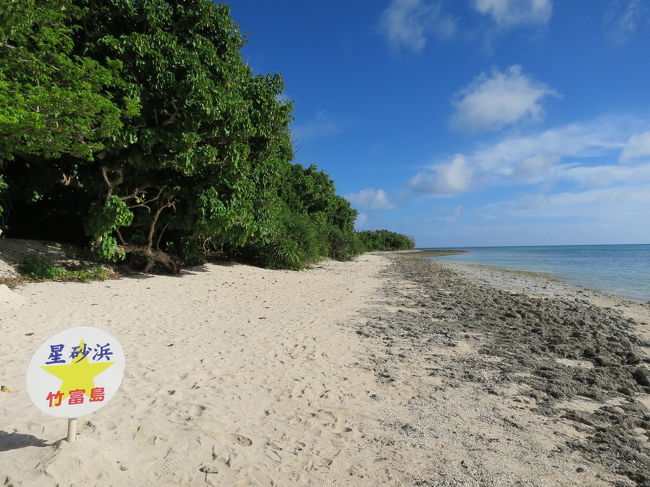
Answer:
425, 244, 650, 302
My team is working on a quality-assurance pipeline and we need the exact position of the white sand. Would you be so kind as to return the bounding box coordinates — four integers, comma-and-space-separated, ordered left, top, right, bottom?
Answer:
2, 252, 647, 486
1, 255, 405, 486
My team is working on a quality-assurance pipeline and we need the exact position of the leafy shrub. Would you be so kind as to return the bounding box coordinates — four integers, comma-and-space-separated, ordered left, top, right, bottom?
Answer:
256, 212, 327, 270
18, 256, 109, 281
19, 256, 66, 279
265, 240, 303, 270
325, 225, 363, 261
66, 267, 110, 282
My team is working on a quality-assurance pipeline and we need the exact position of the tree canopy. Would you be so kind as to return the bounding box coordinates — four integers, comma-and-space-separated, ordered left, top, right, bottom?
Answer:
0, 0, 414, 271
357, 230, 415, 252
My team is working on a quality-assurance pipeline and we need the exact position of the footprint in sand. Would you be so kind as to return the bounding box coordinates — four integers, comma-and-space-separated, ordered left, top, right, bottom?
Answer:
262, 449, 282, 465
161, 457, 191, 477
200, 457, 237, 484
84, 420, 97, 433
233, 434, 252, 447
199, 464, 220, 474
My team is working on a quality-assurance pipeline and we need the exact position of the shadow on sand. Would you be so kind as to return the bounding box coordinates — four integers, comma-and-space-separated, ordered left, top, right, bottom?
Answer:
0, 431, 50, 452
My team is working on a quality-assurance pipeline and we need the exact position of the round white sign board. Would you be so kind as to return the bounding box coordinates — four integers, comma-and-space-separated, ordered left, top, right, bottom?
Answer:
26, 326, 125, 418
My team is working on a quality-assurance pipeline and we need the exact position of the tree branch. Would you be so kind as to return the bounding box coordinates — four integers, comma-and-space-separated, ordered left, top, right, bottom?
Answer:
100, 166, 123, 202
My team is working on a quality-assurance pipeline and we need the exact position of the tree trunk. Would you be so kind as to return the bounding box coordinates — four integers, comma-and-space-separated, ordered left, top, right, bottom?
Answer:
119, 244, 180, 273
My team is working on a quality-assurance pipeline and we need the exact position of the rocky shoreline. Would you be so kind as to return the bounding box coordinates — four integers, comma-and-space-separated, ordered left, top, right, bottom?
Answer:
359, 254, 650, 486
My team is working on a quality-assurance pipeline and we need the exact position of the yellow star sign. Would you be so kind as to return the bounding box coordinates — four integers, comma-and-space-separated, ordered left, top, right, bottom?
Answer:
41, 339, 114, 402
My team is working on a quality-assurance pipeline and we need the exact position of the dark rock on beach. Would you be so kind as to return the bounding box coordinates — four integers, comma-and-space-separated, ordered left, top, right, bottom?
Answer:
362, 255, 650, 487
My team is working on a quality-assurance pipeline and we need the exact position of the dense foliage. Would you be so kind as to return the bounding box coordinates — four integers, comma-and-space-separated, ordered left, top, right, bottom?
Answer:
0, 0, 413, 271
0, 0, 128, 223
243, 164, 364, 269
358, 230, 415, 251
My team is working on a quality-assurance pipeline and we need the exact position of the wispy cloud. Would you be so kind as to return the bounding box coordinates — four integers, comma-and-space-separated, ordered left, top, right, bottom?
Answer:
482, 184, 650, 220
433, 205, 464, 224
620, 130, 650, 161
409, 117, 643, 197
380, 0, 456, 52
473, 0, 553, 28
511, 154, 560, 183
466, 119, 624, 174
291, 110, 340, 144
345, 188, 396, 210
450, 65, 558, 133
559, 162, 650, 187
603, 0, 645, 45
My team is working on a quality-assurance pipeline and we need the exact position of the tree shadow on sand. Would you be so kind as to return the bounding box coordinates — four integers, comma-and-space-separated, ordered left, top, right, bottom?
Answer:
0, 431, 50, 452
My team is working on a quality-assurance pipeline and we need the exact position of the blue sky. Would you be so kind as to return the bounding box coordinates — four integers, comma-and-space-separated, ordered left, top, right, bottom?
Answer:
228, 0, 650, 247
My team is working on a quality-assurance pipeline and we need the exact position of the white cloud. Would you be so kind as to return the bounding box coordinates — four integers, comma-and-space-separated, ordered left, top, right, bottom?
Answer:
473, 0, 553, 28
380, 0, 456, 52
404, 115, 650, 248
451, 65, 558, 133
345, 188, 396, 210
469, 120, 625, 176
604, 0, 644, 45
410, 154, 474, 195
560, 162, 650, 187
511, 154, 560, 183
292, 110, 340, 143
620, 130, 650, 161
484, 184, 650, 219
409, 117, 644, 197
545, 185, 650, 211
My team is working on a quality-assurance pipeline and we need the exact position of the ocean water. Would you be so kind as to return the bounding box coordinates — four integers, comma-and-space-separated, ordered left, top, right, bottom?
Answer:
425, 244, 650, 302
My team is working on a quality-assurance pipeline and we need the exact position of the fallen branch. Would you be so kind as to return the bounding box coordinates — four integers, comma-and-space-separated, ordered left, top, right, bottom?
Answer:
118, 244, 180, 273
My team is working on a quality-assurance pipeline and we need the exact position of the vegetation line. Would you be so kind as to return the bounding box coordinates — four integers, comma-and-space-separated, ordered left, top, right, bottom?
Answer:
0, 0, 413, 272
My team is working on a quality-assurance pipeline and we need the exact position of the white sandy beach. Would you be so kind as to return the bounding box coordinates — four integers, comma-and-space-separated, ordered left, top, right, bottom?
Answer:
1, 251, 649, 486
1, 255, 404, 486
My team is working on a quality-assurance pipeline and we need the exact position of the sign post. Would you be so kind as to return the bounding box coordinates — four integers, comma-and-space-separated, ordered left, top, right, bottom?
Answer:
26, 326, 125, 441
67, 418, 77, 442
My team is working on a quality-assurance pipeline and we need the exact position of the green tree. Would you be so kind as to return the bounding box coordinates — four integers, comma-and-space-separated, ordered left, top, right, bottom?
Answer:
69, 0, 293, 270
251, 163, 361, 269
0, 0, 125, 159
1, 0, 409, 272
357, 229, 415, 251
0, 0, 134, 222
